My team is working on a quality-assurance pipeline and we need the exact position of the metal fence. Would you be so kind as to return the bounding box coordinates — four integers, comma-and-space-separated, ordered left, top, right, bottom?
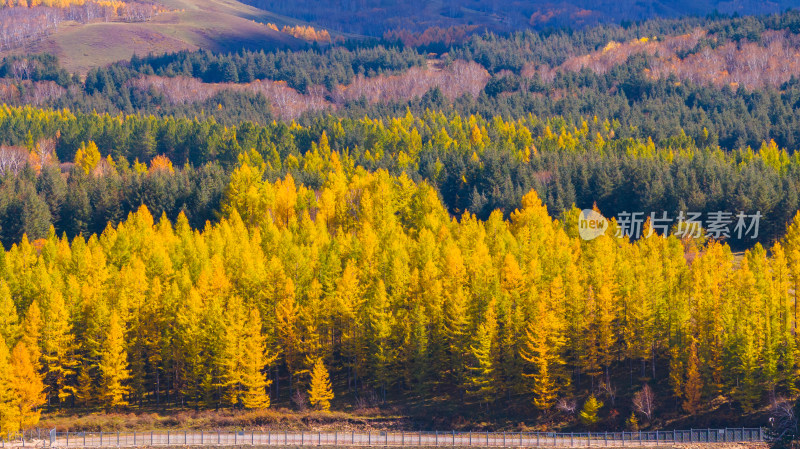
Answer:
0, 428, 765, 448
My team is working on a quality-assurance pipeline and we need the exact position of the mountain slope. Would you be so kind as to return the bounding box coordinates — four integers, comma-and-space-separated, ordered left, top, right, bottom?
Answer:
4, 0, 308, 74
238, 0, 798, 35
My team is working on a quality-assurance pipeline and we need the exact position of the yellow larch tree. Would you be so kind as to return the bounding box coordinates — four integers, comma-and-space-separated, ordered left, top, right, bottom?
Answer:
466, 300, 496, 406
97, 312, 130, 408
240, 308, 275, 409
41, 289, 77, 406
0, 282, 19, 348
275, 277, 301, 392
10, 342, 45, 430
20, 301, 42, 374
308, 358, 334, 411
682, 337, 702, 415
74, 141, 102, 175
0, 337, 19, 437
521, 286, 566, 411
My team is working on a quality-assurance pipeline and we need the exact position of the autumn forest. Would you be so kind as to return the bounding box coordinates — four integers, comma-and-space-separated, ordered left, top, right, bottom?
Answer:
1, 3, 800, 441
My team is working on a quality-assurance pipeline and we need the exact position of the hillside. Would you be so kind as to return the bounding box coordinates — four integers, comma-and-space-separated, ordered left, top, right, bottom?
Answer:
1, 0, 309, 74
238, 0, 798, 35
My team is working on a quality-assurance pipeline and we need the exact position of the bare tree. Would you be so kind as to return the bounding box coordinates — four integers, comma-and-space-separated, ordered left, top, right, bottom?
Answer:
33, 137, 56, 168
768, 395, 797, 448
121, 2, 159, 22
599, 380, 617, 407
556, 397, 577, 416
556, 29, 800, 90
632, 383, 656, 422
11, 58, 33, 80
291, 389, 308, 412
0, 145, 29, 175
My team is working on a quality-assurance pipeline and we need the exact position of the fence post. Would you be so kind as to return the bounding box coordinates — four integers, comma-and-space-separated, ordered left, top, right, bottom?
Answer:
502, 432, 505, 447
570, 433, 573, 447
486, 432, 489, 447
622, 432, 625, 447
759, 428, 764, 441
436, 431, 438, 447
453, 431, 456, 447
67, 432, 69, 448
254, 431, 256, 446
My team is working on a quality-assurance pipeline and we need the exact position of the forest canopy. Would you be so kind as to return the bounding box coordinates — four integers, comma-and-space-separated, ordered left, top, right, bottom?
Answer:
0, 105, 795, 249
3, 6, 800, 435
1, 160, 800, 429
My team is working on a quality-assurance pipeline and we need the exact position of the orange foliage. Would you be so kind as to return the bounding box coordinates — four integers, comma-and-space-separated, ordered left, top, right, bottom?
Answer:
148, 154, 175, 174
280, 24, 331, 43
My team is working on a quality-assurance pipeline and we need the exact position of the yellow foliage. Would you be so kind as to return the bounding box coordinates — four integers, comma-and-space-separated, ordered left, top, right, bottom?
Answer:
308, 358, 333, 411
602, 41, 620, 53
10, 343, 45, 430
74, 141, 102, 175
149, 155, 174, 174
